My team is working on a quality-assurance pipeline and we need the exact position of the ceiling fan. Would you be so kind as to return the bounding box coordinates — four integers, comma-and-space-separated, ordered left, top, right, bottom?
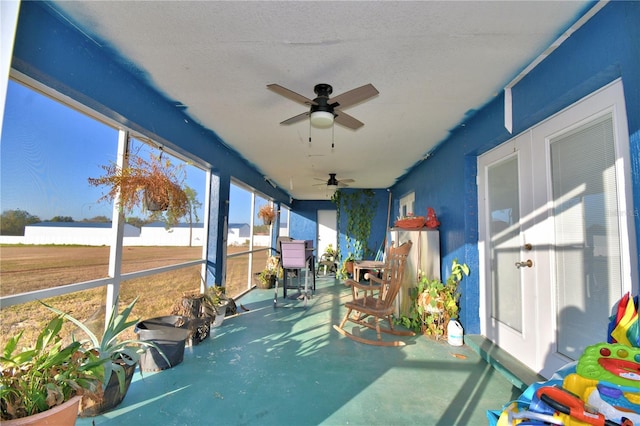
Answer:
267, 83, 378, 130
313, 173, 354, 191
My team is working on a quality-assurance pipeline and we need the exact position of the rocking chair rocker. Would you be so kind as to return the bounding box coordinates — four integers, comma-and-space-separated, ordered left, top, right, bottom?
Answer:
333, 240, 414, 346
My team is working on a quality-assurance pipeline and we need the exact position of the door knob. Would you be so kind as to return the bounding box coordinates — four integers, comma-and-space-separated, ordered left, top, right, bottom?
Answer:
515, 259, 533, 269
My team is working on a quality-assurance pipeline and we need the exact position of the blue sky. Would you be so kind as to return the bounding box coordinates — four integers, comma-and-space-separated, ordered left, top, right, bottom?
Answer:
1, 80, 254, 224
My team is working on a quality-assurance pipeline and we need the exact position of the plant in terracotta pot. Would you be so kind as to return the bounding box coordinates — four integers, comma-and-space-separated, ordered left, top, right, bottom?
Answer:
338, 252, 356, 280
0, 315, 105, 424
88, 150, 189, 226
400, 259, 469, 339
257, 204, 276, 226
43, 298, 168, 417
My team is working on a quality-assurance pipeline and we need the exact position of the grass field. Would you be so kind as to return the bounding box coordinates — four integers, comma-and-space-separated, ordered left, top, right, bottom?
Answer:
0, 245, 269, 349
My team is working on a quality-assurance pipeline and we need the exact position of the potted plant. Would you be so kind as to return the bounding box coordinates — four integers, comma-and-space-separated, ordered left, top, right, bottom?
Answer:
88, 150, 190, 227
400, 259, 469, 339
203, 286, 237, 327
255, 255, 280, 289
257, 204, 276, 225
338, 252, 356, 280
0, 315, 105, 424
43, 298, 168, 417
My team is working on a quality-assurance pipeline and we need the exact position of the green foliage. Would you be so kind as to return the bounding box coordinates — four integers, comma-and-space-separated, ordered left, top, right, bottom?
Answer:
399, 259, 470, 337
83, 216, 111, 223
331, 189, 378, 278
50, 216, 74, 222
0, 315, 105, 420
42, 298, 167, 395
0, 209, 41, 236
125, 216, 152, 228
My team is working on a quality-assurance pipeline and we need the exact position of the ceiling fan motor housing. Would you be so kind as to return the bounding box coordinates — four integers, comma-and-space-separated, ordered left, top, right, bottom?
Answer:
311, 83, 337, 116
327, 173, 339, 186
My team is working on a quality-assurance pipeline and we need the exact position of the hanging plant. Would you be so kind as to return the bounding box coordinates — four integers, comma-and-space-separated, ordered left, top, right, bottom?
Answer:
257, 204, 276, 225
88, 150, 189, 226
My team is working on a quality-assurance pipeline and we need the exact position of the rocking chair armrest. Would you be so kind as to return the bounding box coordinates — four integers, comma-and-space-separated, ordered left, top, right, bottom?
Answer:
364, 273, 383, 286
345, 278, 380, 291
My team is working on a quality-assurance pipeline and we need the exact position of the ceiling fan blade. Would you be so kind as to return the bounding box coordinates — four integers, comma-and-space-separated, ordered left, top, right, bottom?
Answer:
337, 182, 350, 188
280, 111, 309, 125
267, 84, 316, 106
329, 84, 379, 109
334, 110, 364, 130
339, 179, 355, 183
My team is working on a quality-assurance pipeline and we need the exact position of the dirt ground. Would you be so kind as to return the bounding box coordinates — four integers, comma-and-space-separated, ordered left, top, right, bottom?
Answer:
0, 245, 267, 349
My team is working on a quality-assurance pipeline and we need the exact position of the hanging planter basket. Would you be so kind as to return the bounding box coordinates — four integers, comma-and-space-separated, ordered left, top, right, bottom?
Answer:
143, 187, 169, 212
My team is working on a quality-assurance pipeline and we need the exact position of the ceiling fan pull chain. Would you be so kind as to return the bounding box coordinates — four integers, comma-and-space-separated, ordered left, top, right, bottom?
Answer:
309, 119, 312, 143
331, 123, 335, 149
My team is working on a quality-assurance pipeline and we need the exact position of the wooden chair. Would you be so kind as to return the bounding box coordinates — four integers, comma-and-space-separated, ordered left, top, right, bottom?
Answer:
333, 241, 414, 346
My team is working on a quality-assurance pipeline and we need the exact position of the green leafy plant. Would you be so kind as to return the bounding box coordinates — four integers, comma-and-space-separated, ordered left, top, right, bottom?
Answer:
42, 298, 167, 398
332, 189, 378, 278
338, 252, 356, 280
257, 255, 281, 288
400, 259, 470, 338
0, 315, 105, 420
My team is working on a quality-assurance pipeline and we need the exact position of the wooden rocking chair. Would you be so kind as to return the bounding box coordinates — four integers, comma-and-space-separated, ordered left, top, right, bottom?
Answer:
333, 240, 414, 346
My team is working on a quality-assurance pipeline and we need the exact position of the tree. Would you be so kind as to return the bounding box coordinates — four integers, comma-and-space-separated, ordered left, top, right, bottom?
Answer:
0, 209, 41, 236
50, 216, 74, 222
125, 216, 149, 229
184, 186, 202, 247
83, 216, 111, 223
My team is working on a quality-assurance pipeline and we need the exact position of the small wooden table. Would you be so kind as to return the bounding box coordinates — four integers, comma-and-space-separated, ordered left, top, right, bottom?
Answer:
353, 260, 385, 282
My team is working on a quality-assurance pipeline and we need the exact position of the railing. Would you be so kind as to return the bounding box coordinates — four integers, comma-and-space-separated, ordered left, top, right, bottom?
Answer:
224, 246, 274, 299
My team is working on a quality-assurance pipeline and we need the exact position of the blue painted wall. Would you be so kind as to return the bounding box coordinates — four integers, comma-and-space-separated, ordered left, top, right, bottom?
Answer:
289, 200, 334, 248
391, 1, 640, 334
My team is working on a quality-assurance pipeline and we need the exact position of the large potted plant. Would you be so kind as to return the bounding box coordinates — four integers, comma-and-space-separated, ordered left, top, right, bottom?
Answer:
0, 315, 105, 425
43, 298, 167, 417
400, 259, 470, 339
88, 150, 189, 227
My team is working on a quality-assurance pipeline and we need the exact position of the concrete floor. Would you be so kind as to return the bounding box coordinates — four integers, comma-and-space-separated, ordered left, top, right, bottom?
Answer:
77, 277, 521, 425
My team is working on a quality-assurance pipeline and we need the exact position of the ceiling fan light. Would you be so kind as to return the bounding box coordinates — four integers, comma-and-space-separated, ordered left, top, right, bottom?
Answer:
310, 111, 334, 128
327, 184, 338, 192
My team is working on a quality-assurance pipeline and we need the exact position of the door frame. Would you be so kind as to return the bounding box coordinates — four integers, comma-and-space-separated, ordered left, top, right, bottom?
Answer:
477, 79, 637, 376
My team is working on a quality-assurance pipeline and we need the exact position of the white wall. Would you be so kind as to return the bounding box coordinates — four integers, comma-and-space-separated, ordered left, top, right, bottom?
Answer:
3, 224, 271, 247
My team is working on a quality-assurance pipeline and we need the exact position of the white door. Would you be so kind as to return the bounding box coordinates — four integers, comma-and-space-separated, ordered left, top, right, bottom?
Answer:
478, 132, 539, 368
317, 210, 337, 258
478, 80, 636, 377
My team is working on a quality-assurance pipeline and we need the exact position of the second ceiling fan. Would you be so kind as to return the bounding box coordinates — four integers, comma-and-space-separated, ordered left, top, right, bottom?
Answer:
267, 83, 378, 130
313, 173, 354, 190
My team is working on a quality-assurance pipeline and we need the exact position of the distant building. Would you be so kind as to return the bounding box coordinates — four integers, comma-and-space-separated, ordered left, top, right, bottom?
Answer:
227, 223, 250, 246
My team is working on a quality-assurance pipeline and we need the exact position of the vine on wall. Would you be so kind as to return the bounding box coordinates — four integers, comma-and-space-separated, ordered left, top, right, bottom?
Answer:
331, 189, 378, 261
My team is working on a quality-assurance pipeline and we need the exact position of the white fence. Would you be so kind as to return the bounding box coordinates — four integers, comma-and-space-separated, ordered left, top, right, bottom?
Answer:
0, 224, 272, 247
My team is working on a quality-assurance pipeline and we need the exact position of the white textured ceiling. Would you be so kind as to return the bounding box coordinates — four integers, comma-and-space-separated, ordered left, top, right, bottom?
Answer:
50, 1, 590, 200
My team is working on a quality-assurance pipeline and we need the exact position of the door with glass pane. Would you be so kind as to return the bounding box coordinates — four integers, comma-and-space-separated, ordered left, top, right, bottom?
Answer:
479, 80, 635, 376
478, 133, 538, 367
